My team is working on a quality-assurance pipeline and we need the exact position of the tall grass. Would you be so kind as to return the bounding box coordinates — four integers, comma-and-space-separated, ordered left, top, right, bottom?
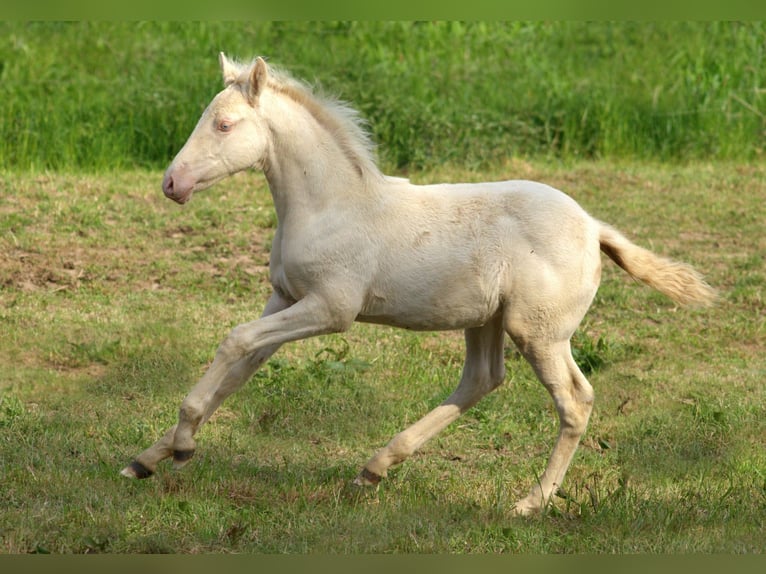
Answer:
1, 21, 764, 171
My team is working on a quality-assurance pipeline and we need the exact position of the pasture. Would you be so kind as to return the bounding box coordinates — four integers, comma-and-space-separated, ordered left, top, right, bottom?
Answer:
1, 161, 764, 552
0, 21, 764, 554
2, 22, 765, 171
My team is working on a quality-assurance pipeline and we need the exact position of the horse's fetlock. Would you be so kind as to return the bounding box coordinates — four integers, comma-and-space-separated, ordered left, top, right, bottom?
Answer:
387, 434, 416, 461
354, 467, 383, 486
173, 449, 195, 463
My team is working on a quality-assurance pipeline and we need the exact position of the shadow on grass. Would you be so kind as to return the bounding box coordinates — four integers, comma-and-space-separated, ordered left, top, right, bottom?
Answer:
85, 343, 201, 401
615, 398, 744, 482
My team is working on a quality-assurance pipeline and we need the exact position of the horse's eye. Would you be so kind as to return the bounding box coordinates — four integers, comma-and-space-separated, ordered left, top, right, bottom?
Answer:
217, 120, 234, 132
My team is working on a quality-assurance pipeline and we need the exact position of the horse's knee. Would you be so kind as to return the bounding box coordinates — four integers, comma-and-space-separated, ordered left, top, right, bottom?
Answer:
173, 400, 201, 465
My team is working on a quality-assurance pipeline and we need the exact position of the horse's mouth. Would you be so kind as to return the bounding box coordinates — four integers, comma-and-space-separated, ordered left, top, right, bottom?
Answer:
167, 190, 193, 204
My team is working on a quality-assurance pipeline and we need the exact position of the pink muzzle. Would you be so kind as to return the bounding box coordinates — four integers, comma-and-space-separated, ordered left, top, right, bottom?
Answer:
162, 168, 194, 204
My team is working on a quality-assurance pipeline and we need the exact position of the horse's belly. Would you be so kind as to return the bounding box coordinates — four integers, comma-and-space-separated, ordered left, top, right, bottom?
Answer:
357, 269, 501, 331
356, 307, 492, 331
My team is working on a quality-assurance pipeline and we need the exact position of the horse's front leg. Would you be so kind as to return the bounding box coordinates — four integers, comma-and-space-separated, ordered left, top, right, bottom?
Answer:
121, 291, 353, 478
121, 348, 278, 478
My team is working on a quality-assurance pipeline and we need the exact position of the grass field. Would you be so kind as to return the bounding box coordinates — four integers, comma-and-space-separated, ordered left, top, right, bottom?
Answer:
0, 19, 764, 555
1, 22, 765, 170
0, 160, 764, 553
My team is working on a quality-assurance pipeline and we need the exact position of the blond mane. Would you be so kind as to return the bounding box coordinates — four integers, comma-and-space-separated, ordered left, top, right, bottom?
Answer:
232, 59, 382, 182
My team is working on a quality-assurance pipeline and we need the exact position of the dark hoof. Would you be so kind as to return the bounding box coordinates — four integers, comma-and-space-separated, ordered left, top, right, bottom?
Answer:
172, 449, 195, 466
121, 460, 154, 479
353, 467, 382, 486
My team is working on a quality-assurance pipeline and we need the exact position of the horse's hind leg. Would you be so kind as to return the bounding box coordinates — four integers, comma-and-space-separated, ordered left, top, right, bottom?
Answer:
507, 329, 594, 516
355, 314, 505, 485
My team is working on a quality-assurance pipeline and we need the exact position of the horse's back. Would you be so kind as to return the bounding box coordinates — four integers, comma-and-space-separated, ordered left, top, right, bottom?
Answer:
389, 178, 601, 271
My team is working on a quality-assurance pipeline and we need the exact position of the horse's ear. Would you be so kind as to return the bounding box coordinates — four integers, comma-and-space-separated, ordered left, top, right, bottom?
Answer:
248, 57, 268, 105
220, 52, 239, 86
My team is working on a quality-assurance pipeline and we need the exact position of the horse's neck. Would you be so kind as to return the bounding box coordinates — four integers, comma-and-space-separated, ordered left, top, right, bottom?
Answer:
262, 95, 371, 223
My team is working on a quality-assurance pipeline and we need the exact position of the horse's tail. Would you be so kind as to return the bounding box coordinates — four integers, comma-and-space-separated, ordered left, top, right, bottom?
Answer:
598, 222, 717, 307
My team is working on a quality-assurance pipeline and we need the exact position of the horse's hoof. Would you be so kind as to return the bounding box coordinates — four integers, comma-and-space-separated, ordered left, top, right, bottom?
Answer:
510, 505, 535, 517
120, 460, 154, 479
511, 498, 544, 517
353, 467, 382, 486
172, 449, 195, 469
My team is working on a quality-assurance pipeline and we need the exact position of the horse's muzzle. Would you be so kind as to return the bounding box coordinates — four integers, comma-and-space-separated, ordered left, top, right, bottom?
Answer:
162, 171, 193, 204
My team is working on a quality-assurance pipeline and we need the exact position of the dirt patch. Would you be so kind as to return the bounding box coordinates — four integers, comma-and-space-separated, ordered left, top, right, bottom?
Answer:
0, 247, 86, 293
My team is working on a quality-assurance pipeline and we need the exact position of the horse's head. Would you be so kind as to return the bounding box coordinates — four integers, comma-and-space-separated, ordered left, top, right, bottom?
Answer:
162, 53, 271, 204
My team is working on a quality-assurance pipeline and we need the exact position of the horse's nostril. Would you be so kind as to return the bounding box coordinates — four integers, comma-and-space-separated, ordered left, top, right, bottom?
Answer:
163, 174, 174, 195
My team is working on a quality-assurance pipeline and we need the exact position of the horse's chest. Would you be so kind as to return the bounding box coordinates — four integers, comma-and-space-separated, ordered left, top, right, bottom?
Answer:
268, 225, 373, 301
268, 244, 313, 302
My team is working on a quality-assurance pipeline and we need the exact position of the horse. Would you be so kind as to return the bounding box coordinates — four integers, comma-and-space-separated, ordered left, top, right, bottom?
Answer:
121, 53, 716, 516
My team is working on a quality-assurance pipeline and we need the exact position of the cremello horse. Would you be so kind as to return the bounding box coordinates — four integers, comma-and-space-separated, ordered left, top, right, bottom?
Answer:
121, 54, 716, 516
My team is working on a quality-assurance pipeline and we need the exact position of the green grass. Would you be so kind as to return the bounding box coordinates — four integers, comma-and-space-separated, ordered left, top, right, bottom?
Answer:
0, 162, 764, 553
2, 21, 763, 554
1, 22, 765, 171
